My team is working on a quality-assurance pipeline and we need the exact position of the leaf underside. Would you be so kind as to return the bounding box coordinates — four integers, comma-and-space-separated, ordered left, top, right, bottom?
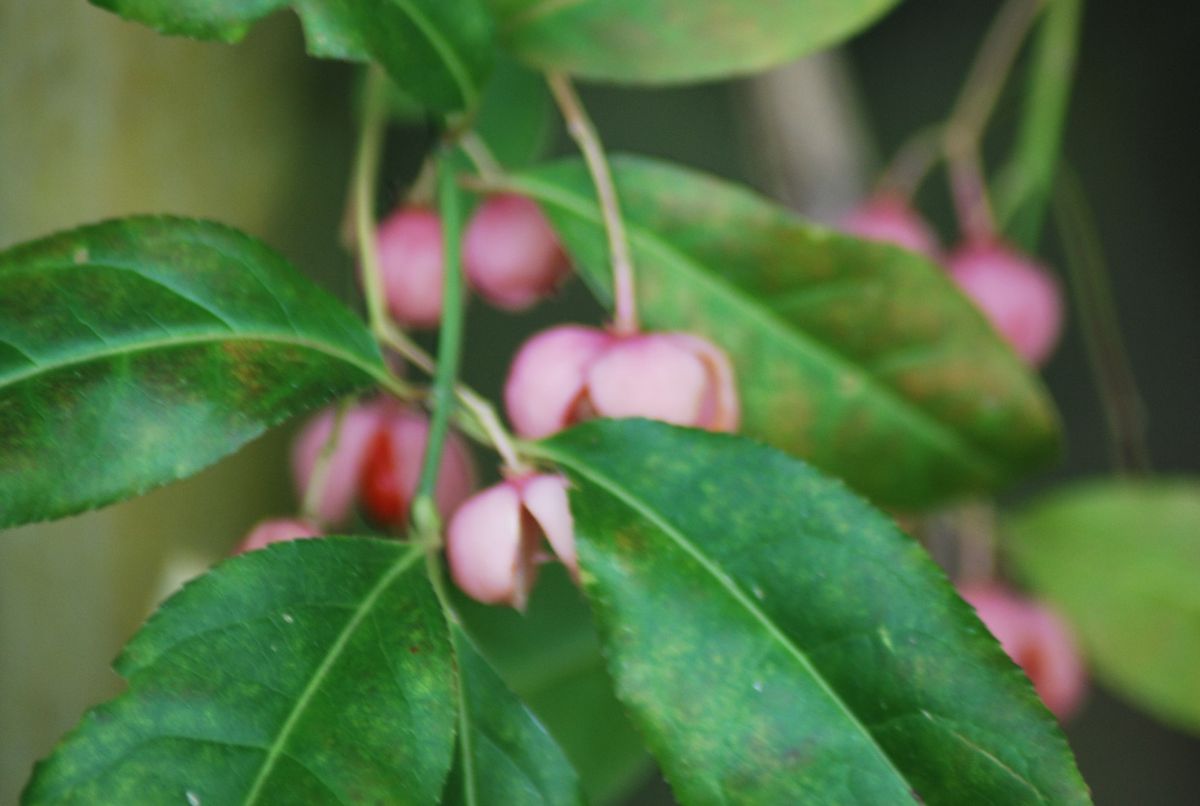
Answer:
511, 155, 1061, 508
22, 538, 457, 805
488, 0, 902, 84
537, 419, 1091, 805
0, 216, 385, 529
87, 0, 494, 111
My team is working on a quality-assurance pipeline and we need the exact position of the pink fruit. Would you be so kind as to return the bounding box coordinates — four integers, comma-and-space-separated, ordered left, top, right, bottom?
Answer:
464, 194, 569, 310
373, 206, 444, 329
359, 406, 477, 527
960, 583, 1087, 719
947, 240, 1064, 366
841, 193, 940, 258
504, 325, 740, 439
235, 517, 321, 554
446, 474, 575, 609
291, 400, 390, 527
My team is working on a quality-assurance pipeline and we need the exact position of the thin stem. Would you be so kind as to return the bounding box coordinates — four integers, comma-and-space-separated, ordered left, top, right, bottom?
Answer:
945, 0, 1047, 153
458, 131, 505, 183
300, 399, 351, 522
412, 153, 468, 534
1052, 170, 1152, 474
546, 71, 639, 335
942, 0, 1047, 239
353, 65, 392, 335
877, 125, 943, 198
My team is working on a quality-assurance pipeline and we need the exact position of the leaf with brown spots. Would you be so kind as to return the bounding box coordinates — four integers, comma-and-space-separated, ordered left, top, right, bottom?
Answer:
508, 155, 1061, 508
0, 216, 388, 529
535, 419, 1091, 804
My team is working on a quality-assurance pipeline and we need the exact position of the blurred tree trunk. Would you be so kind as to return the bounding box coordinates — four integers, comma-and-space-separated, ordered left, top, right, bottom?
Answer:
0, 3, 349, 801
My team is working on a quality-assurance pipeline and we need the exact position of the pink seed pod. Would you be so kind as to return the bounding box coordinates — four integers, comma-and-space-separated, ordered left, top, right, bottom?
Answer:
446, 474, 575, 609
504, 325, 740, 439
359, 406, 477, 528
235, 517, 321, 554
291, 399, 391, 527
373, 206, 444, 329
947, 240, 1064, 367
840, 193, 941, 258
464, 194, 570, 310
960, 583, 1087, 719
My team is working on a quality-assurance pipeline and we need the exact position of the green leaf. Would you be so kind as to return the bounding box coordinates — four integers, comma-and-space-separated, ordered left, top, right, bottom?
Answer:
995, 0, 1082, 248
1006, 478, 1200, 734
22, 538, 457, 804
0, 216, 387, 529
473, 57, 554, 169
444, 626, 586, 805
535, 419, 1091, 804
509, 156, 1060, 508
488, 0, 902, 84
455, 567, 653, 803
89, 0, 495, 111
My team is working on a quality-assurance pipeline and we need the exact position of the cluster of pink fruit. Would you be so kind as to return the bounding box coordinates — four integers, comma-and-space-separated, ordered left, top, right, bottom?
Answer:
238, 193, 739, 610
236, 189, 1083, 720
842, 193, 1064, 367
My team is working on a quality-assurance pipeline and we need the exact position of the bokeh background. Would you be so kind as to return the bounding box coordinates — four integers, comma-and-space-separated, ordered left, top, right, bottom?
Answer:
2, 1, 1197, 803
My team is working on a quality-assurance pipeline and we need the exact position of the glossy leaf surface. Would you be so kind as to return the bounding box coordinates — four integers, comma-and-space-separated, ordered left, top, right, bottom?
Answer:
23, 538, 457, 804
488, 0, 900, 84
1007, 478, 1200, 734
537, 419, 1091, 804
89, 0, 494, 111
510, 156, 1060, 507
444, 627, 585, 805
0, 217, 386, 528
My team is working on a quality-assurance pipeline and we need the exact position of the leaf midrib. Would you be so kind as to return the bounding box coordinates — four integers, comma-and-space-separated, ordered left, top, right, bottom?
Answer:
0, 329, 385, 390
510, 174, 999, 482
542, 445, 916, 796
242, 545, 424, 805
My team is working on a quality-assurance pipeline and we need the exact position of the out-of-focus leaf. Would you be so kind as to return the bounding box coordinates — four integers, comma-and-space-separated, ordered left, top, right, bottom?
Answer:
487, 0, 901, 84
1007, 478, 1200, 734
88, 0, 495, 111
443, 626, 585, 805
508, 156, 1061, 508
22, 538, 457, 804
0, 217, 387, 529
536, 419, 1091, 804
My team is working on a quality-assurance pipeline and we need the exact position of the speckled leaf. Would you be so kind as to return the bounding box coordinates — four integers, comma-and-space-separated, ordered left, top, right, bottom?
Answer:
507, 156, 1061, 508
22, 538, 456, 805
88, 0, 494, 111
1007, 479, 1200, 735
487, 0, 901, 84
0, 217, 387, 529
536, 419, 1091, 804
443, 626, 585, 805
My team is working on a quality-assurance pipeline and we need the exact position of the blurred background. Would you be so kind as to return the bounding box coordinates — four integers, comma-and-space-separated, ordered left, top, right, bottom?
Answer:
1, 1, 1197, 803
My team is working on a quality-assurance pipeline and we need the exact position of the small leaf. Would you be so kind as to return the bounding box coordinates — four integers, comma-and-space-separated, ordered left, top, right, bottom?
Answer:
23, 538, 457, 804
1006, 478, 1200, 734
89, 0, 495, 111
444, 626, 586, 805
488, 0, 902, 84
0, 217, 386, 528
536, 419, 1091, 804
510, 156, 1060, 508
